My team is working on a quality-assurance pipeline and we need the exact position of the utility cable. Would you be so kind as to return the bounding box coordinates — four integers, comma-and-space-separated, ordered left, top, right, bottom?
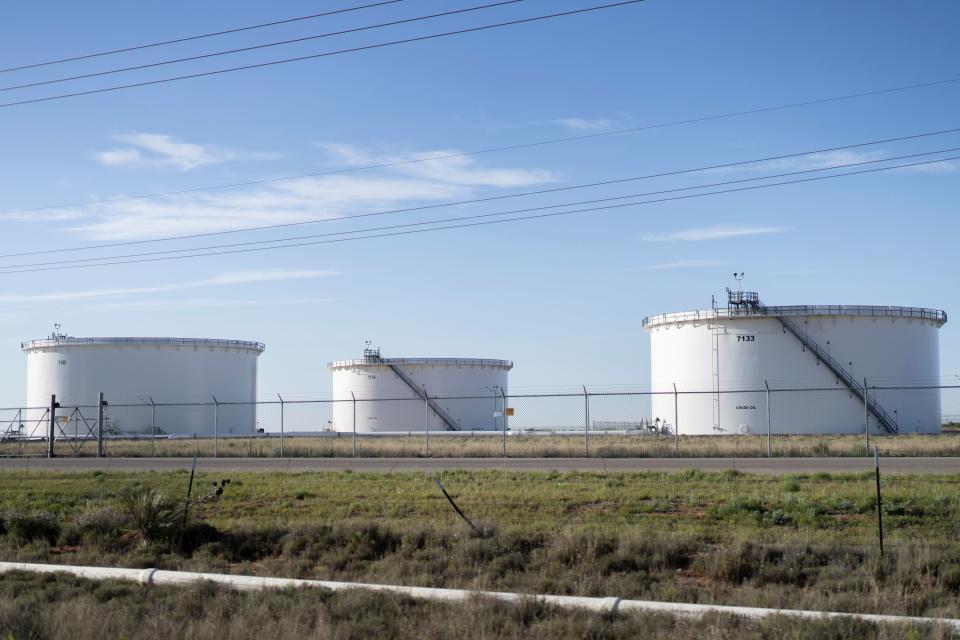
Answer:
0, 1, 404, 74
3, 145, 955, 268
0, 1, 651, 109
0, 151, 954, 275
4, 77, 959, 220
8, 146, 959, 270
1, 126, 957, 260
0, 1, 525, 93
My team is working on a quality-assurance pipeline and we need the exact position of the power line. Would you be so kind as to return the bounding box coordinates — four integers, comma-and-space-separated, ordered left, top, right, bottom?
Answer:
0, 1, 405, 75
2, 125, 957, 259
1, 152, 954, 275
4, 77, 959, 221
0, 1, 649, 109
8, 145, 958, 270
0, 1, 525, 93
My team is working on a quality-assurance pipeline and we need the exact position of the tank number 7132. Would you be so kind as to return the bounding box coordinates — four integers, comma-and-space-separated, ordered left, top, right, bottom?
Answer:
736, 335, 756, 342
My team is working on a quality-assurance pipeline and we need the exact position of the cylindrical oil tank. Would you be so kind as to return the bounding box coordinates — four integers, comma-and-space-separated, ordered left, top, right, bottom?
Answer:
328, 352, 513, 432
644, 297, 946, 434
22, 336, 265, 436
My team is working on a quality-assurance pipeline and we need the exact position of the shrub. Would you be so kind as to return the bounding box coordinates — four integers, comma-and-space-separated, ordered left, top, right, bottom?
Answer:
76, 506, 125, 540
811, 441, 830, 456
781, 476, 801, 492
179, 522, 223, 553
760, 509, 793, 526
119, 485, 183, 543
4, 510, 61, 544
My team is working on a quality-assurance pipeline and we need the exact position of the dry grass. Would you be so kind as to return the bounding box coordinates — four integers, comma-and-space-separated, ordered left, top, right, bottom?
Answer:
3, 430, 960, 458
1, 469, 960, 623
1, 572, 954, 640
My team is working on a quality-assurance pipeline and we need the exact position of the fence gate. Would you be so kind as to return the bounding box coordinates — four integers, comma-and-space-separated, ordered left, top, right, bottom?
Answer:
0, 409, 49, 457
53, 406, 105, 457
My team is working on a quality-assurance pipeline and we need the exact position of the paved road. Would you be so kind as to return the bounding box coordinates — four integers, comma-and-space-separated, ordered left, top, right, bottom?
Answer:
0, 457, 958, 474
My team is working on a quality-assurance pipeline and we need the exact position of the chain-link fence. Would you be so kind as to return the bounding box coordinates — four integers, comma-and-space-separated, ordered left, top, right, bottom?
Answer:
1, 383, 958, 458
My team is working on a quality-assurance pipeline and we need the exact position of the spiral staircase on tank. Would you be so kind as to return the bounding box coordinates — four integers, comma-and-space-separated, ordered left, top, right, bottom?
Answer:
363, 348, 460, 431
727, 289, 899, 434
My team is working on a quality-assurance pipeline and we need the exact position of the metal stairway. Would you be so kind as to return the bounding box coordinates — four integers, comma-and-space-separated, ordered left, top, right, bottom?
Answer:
731, 292, 898, 434
364, 349, 460, 431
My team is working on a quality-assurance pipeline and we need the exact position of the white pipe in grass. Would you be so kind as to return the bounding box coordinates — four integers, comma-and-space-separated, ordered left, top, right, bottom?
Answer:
0, 562, 957, 630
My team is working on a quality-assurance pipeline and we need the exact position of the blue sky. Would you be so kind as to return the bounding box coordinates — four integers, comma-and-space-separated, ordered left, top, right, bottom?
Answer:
0, 0, 958, 419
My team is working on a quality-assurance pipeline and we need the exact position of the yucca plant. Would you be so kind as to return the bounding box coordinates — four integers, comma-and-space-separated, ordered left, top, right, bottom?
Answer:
119, 485, 183, 543
119, 479, 231, 545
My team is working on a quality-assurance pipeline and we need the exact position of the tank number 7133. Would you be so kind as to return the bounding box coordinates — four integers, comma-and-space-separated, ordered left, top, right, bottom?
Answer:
736, 335, 756, 342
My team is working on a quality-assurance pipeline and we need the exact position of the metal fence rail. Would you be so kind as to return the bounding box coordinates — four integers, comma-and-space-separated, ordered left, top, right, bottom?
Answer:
1, 383, 958, 459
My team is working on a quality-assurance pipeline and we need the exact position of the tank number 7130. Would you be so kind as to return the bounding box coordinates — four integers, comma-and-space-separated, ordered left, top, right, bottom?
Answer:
736, 335, 756, 342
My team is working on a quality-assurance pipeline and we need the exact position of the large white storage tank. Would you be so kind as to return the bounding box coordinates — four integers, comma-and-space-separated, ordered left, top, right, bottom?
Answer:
328, 349, 512, 432
22, 331, 265, 436
644, 290, 946, 435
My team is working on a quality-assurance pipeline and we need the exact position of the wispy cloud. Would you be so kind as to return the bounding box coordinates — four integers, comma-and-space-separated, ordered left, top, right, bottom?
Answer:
774, 268, 826, 276
315, 143, 556, 188
95, 132, 273, 171
68, 175, 467, 239
642, 225, 789, 242
757, 150, 884, 172
0, 269, 335, 304
46, 143, 556, 240
700, 150, 885, 176
87, 297, 333, 311
760, 150, 956, 174
635, 259, 726, 271
553, 117, 621, 133
893, 160, 957, 174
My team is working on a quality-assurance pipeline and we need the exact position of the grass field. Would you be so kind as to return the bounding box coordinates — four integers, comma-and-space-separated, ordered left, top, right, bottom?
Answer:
6, 430, 960, 459
4, 572, 952, 640
0, 468, 960, 639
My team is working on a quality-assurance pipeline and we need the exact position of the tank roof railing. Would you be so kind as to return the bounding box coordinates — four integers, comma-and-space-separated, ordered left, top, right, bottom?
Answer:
21, 337, 266, 351
328, 357, 514, 369
643, 305, 947, 328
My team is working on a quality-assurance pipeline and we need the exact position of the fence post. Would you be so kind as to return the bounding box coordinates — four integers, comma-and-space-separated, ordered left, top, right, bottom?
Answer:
213, 395, 219, 458
16, 409, 23, 455
863, 377, 869, 454
351, 391, 357, 458
149, 396, 156, 457
673, 383, 679, 457
501, 387, 507, 458
583, 385, 590, 458
48, 394, 58, 459
277, 393, 284, 458
765, 380, 771, 457
875, 445, 884, 557
97, 392, 105, 459
424, 392, 430, 457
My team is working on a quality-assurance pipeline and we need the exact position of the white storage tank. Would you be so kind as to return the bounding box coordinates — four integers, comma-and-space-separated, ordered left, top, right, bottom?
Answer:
644, 290, 946, 435
328, 348, 512, 432
22, 330, 264, 436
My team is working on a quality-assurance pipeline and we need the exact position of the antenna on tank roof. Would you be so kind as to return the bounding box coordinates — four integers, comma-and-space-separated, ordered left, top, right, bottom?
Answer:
363, 340, 380, 362
50, 323, 66, 341
733, 272, 745, 293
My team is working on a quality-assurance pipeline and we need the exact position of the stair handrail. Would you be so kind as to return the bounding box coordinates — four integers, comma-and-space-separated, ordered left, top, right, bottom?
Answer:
754, 301, 898, 433
366, 352, 460, 430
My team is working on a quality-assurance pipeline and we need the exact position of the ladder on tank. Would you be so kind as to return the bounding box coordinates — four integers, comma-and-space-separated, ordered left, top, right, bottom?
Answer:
364, 349, 460, 431
732, 292, 899, 434
710, 296, 722, 432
